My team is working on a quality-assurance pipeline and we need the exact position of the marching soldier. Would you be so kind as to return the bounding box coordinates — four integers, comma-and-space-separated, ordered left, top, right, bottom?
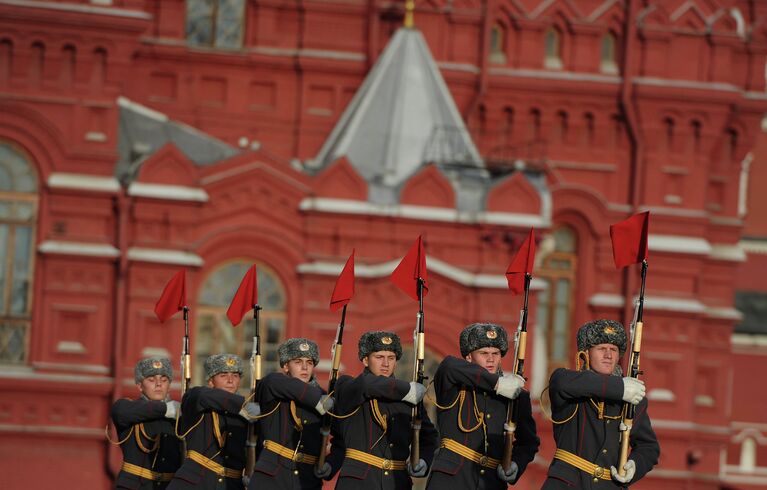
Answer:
542, 319, 660, 488
332, 331, 438, 489
111, 357, 182, 489
167, 354, 260, 490
248, 337, 340, 490
426, 322, 539, 489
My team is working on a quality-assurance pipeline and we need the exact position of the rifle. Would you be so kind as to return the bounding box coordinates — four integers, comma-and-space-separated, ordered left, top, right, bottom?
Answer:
618, 260, 647, 476
316, 304, 347, 471
501, 273, 531, 472
181, 306, 191, 396
244, 304, 263, 478
410, 278, 426, 471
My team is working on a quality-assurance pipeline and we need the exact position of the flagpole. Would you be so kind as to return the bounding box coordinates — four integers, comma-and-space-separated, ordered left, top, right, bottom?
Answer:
410, 277, 426, 471
245, 304, 262, 478
316, 304, 347, 471
181, 306, 191, 396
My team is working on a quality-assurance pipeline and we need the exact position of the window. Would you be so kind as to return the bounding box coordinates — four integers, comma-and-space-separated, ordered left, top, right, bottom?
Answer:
0, 142, 38, 364
544, 28, 562, 69
186, 0, 246, 49
536, 227, 577, 376
600, 33, 618, 74
489, 24, 507, 65
194, 261, 286, 389
739, 437, 756, 472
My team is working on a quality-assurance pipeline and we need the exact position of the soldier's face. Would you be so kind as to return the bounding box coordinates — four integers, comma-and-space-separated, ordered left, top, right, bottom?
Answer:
282, 357, 315, 382
465, 347, 502, 374
208, 372, 242, 393
138, 375, 170, 401
588, 343, 620, 375
363, 351, 398, 377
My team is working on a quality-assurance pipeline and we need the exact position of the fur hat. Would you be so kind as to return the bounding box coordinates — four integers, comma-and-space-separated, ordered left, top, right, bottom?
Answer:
576, 319, 627, 355
279, 338, 320, 367
459, 323, 509, 358
134, 356, 173, 383
358, 331, 403, 360
204, 353, 243, 380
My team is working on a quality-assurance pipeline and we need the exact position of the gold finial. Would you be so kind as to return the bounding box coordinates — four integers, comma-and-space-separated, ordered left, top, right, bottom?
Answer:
404, 0, 415, 28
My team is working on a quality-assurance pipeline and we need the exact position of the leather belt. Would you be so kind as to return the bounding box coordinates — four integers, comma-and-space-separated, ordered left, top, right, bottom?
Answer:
187, 450, 242, 479
263, 440, 318, 465
553, 448, 612, 481
120, 462, 174, 481
440, 438, 499, 469
344, 448, 407, 470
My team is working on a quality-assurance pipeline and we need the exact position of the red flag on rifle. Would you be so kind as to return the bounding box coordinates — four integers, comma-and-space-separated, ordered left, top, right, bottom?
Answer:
610, 211, 650, 269
506, 228, 536, 295
330, 250, 355, 312
154, 270, 186, 323
390, 235, 429, 301
227, 264, 258, 326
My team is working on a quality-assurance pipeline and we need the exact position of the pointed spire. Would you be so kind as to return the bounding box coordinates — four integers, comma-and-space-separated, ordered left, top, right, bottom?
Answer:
404, 0, 415, 29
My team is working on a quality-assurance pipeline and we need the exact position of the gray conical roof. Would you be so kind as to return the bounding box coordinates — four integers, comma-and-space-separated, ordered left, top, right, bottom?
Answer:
310, 27, 483, 188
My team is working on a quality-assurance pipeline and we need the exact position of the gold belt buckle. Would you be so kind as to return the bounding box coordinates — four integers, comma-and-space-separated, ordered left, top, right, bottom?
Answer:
294, 452, 304, 463
382, 459, 393, 470
479, 456, 488, 467
593, 466, 605, 478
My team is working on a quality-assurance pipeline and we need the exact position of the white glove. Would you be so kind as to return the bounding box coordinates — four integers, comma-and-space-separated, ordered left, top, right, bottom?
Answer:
408, 459, 428, 478
314, 461, 332, 479
239, 402, 261, 421
496, 462, 519, 483
622, 377, 646, 405
242, 475, 251, 487
164, 400, 180, 419
495, 374, 525, 400
315, 395, 334, 416
402, 382, 427, 405
610, 459, 636, 483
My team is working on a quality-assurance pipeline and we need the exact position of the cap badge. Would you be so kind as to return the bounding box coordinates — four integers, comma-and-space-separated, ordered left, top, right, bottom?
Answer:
486, 330, 498, 339
152, 360, 163, 369
381, 336, 393, 345
226, 357, 237, 366
299, 342, 310, 352
604, 326, 615, 335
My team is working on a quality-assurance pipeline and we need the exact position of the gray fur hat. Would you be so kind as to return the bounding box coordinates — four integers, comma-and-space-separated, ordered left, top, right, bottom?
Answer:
134, 357, 173, 383
279, 338, 320, 367
358, 331, 402, 360
576, 319, 627, 355
204, 353, 244, 380
459, 323, 509, 358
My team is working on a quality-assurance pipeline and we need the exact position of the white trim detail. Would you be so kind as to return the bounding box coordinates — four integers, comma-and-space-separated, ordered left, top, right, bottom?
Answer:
127, 182, 209, 202
709, 244, 746, 262
650, 419, 730, 435
0, 0, 151, 19
297, 258, 547, 291
38, 240, 120, 258
649, 234, 712, 255
588, 294, 708, 314
588, 293, 625, 308
740, 239, 767, 255
647, 388, 676, 402
127, 248, 204, 266
732, 334, 767, 348
634, 76, 740, 93
299, 197, 550, 227
705, 307, 742, 321
47, 173, 121, 193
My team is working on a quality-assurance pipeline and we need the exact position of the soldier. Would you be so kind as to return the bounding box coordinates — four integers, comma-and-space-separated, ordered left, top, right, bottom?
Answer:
542, 319, 660, 488
426, 322, 539, 489
167, 354, 260, 490
332, 331, 438, 490
248, 337, 339, 490
110, 357, 182, 489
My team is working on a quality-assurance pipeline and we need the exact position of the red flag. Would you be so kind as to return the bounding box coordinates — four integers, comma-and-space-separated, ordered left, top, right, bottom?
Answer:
506, 228, 536, 295
330, 250, 355, 312
154, 270, 186, 323
390, 235, 429, 301
227, 265, 258, 326
610, 211, 650, 269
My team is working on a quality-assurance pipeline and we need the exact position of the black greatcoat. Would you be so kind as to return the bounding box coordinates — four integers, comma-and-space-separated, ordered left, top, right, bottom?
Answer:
332, 370, 438, 490
167, 387, 248, 490
541, 368, 660, 489
249, 372, 344, 490
111, 398, 182, 490
425, 356, 539, 490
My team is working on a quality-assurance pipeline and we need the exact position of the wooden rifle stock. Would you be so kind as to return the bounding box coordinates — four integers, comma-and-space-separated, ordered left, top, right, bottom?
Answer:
316, 305, 347, 471
244, 305, 262, 478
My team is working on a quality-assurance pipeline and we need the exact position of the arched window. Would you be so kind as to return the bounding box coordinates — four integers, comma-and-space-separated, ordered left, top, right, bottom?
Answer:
600, 32, 618, 74
61, 45, 75, 88
0, 142, 39, 364
664, 117, 675, 152
530, 108, 542, 141
1, 39, 13, 85
29, 42, 44, 86
556, 110, 569, 143
584, 112, 595, 146
489, 23, 507, 65
186, 0, 246, 49
503, 107, 514, 145
195, 261, 286, 389
691, 120, 702, 154
92, 47, 107, 87
536, 227, 577, 376
739, 437, 756, 472
544, 28, 562, 69
727, 128, 739, 161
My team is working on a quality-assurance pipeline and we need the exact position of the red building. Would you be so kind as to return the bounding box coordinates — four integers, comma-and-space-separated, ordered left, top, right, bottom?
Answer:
1, 0, 767, 488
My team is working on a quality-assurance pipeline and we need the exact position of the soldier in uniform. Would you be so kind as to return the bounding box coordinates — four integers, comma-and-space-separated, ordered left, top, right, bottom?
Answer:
248, 337, 339, 490
111, 357, 182, 489
426, 322, 539, 489
167, 353, 260, 490
542, 319, 660, 488
332, 331, 438, 490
